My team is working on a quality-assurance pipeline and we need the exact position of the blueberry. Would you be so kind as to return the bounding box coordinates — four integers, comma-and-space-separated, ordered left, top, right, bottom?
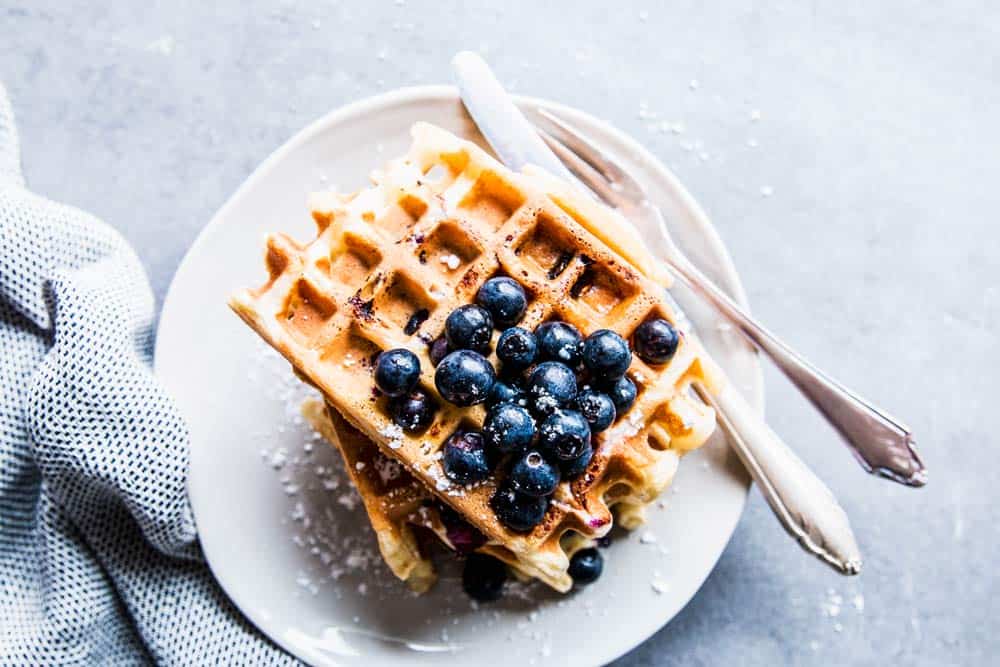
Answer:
604, 375, 637, 413
496, 327, 538, 371
445, 305, 493, 354
561, 442, 594, 479
526, 361, 578, 415
538, 410, 591, 461
633, 318, 680, 364
476, 277, 528, 328
487, 377, 526, 408
373, 348, 421, 397
535, 321, 583, 366
388, 389, 436, 432
442, 430, 491, 484
575, 390, 616, 432
428, 336, 450, 366
439, 504, 487, 554
490, 484, 548, 532
568, 548, 604, 585
462, 553, 507, 602
435, 350, 496, 407
483, 403, 536, 454
581, 329, 631, 380
510, 450, 560, 497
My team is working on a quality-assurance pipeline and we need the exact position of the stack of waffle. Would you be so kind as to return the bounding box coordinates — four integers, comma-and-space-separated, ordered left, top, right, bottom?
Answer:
230, 123, 723, 593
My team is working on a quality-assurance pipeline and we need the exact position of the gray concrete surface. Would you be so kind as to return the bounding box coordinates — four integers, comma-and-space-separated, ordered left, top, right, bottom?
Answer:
2, 1, 997, 665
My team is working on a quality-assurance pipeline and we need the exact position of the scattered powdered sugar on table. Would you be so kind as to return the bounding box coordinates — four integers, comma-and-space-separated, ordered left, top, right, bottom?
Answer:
823, 589, 843, 618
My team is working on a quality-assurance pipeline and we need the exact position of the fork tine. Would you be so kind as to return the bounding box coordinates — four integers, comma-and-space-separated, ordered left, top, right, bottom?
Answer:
537, 128, 626, 208
534, 108, 647, 201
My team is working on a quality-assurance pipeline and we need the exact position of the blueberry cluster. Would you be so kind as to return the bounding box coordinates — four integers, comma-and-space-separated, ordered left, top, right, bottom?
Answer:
372, 276, 681, 598
433, 278, 638, 536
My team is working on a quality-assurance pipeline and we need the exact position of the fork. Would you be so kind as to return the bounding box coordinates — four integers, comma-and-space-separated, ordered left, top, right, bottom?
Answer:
511, 112, 862, 575
531, 108, 925, 489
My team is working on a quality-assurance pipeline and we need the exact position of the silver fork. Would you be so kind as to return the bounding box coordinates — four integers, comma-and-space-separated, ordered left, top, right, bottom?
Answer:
532, 108, 926, 489
523, 110, 868, 574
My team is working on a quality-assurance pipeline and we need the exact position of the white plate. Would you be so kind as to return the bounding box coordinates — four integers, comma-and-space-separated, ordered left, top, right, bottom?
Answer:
155, 86, 761, 667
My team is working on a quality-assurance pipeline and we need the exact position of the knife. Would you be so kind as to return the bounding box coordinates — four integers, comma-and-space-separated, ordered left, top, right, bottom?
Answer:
452, 50, 862, 575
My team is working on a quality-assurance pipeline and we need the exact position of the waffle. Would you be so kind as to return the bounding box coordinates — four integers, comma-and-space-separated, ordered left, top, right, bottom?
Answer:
230, 123, 724, 591
303, 398, 596, 592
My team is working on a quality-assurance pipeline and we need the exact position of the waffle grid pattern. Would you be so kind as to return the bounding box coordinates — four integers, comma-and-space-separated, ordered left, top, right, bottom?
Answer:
232, 123, 722, 589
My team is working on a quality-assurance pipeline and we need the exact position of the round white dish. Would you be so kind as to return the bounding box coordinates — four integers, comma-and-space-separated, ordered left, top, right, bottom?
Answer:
155, 86, 761, 667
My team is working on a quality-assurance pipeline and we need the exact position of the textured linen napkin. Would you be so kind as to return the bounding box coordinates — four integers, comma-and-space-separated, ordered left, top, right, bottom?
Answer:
0, 83, 296, 665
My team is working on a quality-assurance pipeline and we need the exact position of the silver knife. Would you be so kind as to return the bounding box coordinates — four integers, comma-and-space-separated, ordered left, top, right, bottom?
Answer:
452, 50, 862, 575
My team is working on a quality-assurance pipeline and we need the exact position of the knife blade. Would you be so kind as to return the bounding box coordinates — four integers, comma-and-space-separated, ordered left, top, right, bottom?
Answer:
452, 51, 575, 181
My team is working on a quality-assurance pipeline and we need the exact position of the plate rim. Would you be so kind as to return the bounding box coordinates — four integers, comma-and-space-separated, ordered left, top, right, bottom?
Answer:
155, 84, 761, 666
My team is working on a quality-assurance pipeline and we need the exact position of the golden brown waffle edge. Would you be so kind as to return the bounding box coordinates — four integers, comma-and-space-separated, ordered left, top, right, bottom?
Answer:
230, 122, 724, 588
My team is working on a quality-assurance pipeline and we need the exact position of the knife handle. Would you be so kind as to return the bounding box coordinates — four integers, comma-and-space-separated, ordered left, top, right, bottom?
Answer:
694, 382, 862, 574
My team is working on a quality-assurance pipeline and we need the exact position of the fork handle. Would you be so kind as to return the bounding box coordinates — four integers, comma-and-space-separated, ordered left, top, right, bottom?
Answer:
667, 247, 926, 487
694, 382, 862, 574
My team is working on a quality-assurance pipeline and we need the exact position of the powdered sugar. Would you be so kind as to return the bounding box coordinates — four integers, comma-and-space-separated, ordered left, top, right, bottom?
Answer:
380, 423, 405, 449
372, 451, 403, 485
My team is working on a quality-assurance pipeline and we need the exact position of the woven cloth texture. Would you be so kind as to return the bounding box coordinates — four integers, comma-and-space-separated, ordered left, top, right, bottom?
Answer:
0, 82, 297, 666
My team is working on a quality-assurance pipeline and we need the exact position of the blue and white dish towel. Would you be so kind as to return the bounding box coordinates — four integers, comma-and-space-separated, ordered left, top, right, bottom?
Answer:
0, 83, 296, 665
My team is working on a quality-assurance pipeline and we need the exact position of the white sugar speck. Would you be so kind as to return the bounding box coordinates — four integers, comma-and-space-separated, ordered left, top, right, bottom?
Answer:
337, 493, 359, 510
760, 185, 774, 198
689, 79, 699, 90
380, 423, 405, 449
651, 579, 669, 594
639, 531, 658, 545
746, 138, 759, 148
145, 35, 175, 55
853, 594, 865, 613
270, 448, 288, 469
750, 109, 762, 121
440, 254, 461, 270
